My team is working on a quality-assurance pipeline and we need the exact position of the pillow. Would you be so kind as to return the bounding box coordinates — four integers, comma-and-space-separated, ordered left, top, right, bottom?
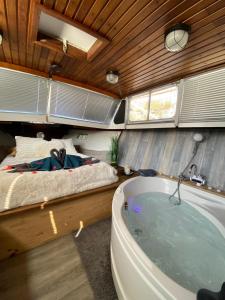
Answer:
51, 138, 77, 155
15, 136, 44, 158
35, 140, 65, 157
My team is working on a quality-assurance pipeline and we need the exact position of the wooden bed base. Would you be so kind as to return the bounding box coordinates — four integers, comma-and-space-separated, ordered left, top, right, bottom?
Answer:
0, 172, 134, 261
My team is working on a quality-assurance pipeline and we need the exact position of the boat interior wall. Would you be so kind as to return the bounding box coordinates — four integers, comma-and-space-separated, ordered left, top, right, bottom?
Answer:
65, 129, 121, 163
0, 129, 15, 148
0, 122, 70, 141
119, 128, 225, 192
0, 123, 121, 163
0, 128, 15, 162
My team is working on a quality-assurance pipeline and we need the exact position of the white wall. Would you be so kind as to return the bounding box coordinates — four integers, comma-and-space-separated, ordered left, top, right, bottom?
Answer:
65, 129, 121, 151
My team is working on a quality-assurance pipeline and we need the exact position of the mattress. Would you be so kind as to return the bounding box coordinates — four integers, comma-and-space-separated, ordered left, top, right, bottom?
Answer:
0, 155, 118, 212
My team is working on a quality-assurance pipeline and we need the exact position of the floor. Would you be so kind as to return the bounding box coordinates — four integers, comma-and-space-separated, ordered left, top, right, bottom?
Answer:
0, 218, 117, 300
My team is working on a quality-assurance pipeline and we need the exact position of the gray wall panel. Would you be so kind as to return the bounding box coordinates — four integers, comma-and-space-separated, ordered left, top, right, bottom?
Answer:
119, 128, 225, 191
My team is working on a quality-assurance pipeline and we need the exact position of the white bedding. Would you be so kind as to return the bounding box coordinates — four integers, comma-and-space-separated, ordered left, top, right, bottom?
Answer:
0, 155, 118, 212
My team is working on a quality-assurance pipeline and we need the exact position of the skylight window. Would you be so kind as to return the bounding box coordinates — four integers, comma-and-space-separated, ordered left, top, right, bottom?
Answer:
39, 12, 97, 52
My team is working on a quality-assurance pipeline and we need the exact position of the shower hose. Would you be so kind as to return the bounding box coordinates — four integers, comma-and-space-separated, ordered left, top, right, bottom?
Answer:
169, 141, 201, 205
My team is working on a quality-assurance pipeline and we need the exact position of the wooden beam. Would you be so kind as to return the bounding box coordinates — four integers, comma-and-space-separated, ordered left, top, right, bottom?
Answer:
0, 62, 48, 78
52, 75, 120, 99
87, 39, 109, 62
27, 0, 42, 67
0, 62, 119, 98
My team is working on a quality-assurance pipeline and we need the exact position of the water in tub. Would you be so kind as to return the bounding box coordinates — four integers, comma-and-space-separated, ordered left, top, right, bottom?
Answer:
122, 192, 225, 294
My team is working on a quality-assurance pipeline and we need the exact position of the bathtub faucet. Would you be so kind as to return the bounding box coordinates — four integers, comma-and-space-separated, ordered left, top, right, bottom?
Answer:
189, 164, 207, 186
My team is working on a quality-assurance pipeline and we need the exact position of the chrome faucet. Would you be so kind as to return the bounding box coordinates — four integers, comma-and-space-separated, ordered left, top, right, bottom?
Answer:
189, 164, 206, 186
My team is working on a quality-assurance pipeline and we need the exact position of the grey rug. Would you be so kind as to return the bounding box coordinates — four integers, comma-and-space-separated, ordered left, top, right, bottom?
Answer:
74, 218, 118, 300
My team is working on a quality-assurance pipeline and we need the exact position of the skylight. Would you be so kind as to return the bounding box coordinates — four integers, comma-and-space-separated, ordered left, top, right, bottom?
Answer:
39, 12, 97, 52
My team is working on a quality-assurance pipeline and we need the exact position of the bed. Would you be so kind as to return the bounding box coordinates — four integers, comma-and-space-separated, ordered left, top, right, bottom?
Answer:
0, 155, 118, 212
0, 136, 120, 260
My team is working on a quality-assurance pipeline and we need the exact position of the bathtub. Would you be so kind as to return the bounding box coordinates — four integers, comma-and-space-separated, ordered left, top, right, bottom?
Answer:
111, 176, 225, 300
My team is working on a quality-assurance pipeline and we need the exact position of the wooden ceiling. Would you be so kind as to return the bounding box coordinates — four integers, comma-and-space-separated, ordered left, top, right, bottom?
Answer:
1, 0, 225, 98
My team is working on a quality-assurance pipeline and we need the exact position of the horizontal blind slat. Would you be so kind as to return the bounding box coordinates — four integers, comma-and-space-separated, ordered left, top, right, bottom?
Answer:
0, 68, 48, 114
179, 67, 225, 124
50, 81, 118, 124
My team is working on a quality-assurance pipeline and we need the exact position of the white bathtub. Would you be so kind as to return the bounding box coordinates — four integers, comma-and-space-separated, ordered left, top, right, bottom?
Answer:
111, 176, 225, 300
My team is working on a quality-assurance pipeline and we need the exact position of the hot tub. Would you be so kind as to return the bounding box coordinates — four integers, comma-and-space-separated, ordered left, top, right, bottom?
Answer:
111, 176, 225, 300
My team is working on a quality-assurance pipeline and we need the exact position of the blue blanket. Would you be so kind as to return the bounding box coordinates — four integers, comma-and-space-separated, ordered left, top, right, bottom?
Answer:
8, 148, 99, 172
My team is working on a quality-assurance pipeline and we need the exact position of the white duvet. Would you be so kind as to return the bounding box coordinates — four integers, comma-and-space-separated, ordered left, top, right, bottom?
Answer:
0, 155, 118, 212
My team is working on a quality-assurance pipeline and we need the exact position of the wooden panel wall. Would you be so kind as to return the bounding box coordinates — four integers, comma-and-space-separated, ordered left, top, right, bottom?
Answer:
119, 128, 225, 191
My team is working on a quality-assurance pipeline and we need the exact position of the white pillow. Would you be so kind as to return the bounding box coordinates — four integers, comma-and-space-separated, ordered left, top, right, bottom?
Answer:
15, 136, 44, 158
51, 138, 77, 155
35, 140, 65, 157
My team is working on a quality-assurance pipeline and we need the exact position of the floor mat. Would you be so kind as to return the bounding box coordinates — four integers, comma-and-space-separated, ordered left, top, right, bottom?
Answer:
74, 218, 118, 300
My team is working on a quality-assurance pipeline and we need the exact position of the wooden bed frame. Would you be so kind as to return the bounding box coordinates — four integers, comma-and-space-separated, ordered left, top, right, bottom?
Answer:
0, 170, 136, 261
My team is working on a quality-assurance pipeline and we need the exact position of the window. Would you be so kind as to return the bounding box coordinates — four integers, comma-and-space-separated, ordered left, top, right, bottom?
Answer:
128, 84, 178, 123
149, 86, 178, 120
128, 92, 149, 122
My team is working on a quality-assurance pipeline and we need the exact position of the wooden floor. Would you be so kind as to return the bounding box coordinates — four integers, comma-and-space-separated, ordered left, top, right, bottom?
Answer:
0, 235, 96, 300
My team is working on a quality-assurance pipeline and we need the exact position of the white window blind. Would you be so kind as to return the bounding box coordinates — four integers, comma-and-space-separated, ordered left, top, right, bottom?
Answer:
50, 81, 88, 120
0, 68, 48, 122
179, 68, 225, 127
49, 81, 118, 124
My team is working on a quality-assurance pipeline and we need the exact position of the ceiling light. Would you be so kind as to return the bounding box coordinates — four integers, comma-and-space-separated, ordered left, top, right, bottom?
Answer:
0, 31, 3, 45
106, 71, 119, 84
165, 23, 191, 53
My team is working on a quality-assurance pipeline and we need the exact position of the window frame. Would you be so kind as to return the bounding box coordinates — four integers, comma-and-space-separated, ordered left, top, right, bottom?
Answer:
126, 82, 180, 126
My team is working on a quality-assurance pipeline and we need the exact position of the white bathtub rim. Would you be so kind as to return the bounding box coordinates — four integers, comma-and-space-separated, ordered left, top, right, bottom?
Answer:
112, 211, 194, 299
112, 176, 225, 300
111, 245, 127, 300
113, 190, 194, 298
111, 218, 173, 300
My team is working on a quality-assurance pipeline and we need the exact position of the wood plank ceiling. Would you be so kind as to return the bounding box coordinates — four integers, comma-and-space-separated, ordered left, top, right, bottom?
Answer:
0, 0, 225, 98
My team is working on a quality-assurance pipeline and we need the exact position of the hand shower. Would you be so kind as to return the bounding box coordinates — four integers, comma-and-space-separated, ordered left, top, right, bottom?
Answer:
169, 133, 204, 205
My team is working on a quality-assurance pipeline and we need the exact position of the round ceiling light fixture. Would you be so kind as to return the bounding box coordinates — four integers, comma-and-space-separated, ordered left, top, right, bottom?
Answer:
106, 70, 119, 84
165, 23, 191, 52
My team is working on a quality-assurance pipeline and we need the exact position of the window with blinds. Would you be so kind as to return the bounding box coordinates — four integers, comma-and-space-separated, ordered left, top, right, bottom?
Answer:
49, 81, 118, 124
179, 68, 225, 127
0, 68, 49, 122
